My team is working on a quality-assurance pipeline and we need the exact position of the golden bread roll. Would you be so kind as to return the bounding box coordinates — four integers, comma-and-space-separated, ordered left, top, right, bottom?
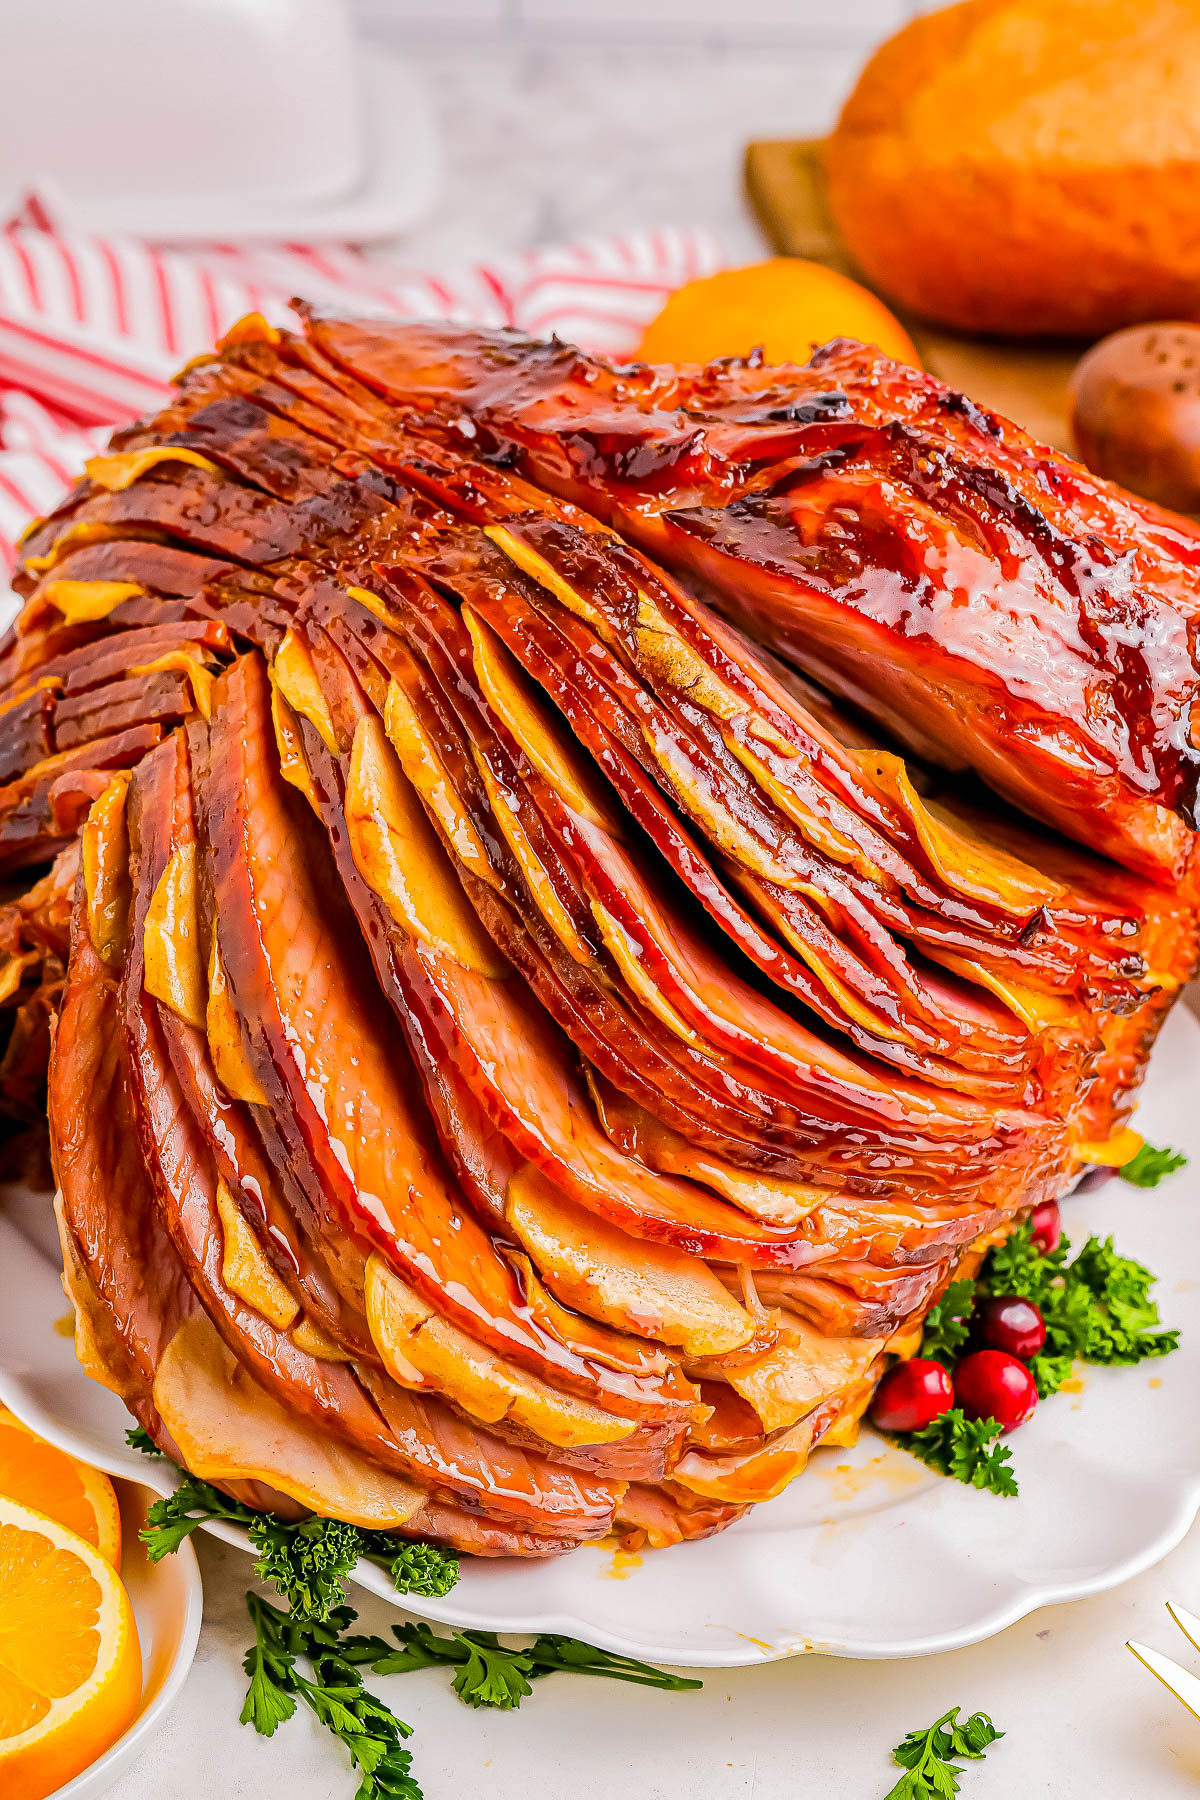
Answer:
825, 0, 1200, 337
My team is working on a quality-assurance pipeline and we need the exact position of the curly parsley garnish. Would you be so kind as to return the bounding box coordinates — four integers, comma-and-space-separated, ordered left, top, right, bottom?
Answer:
918, 1279, 976, 1368
124, 1424, 163, 1457
893, 1215, 1178, 1496
901, 1410, 1018, 1499
132, 1439, 697, 1796
985, 1222, 1178, 1400
983, 1222, 1067, 1301
135, 1461, 459, 1618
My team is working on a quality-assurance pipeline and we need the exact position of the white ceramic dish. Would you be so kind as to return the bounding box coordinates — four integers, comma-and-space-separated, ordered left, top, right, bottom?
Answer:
49, 1480, 202, 1800
0, 0, 440, 245
3, 1003, 1198, 1671
0, 0, 365, 225
31, 46, 439, 244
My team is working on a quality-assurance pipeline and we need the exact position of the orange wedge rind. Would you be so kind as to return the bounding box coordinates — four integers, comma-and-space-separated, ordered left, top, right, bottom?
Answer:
0, 1407, 122, 1569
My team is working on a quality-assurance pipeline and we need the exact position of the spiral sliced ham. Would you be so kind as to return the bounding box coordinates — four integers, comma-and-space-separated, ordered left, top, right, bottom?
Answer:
3, 312, 1198, 1552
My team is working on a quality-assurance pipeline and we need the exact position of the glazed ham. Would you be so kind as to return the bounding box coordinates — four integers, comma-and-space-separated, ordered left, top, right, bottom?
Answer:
3, 313, 1199, 1553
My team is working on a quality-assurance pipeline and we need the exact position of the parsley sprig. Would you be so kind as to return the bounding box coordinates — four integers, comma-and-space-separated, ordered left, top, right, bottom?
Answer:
345, 1619, 701, 1707
896, 1214, 1178, 1497
1120, 1142, 1187, 1188
902, 1410, 1017, 1499
242, 1596, 421, 1800
124, 1424, 162, 1457
918, 1279, 975, 1368
984, 1222, 1178, 1400
885, 1708, 1002, 1799
130, 1446, 459, 1619
239, 1597, 700, 1796
130, 1432, 698, 1796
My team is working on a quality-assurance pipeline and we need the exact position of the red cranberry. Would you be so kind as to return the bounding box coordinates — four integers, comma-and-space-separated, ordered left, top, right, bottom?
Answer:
1028, 1200, 1062, 1254
954, 1349, 1038, 1433
869, 1358, 955, 1433
973, 1294, 1046, 1361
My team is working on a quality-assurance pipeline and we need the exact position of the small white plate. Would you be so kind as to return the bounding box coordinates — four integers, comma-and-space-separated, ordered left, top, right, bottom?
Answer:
46, 1481, 202, 1800
3, 1005, 1198, 1670
48, 46, 440, 244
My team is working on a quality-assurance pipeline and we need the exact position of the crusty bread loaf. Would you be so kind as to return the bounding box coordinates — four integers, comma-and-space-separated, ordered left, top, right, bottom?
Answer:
825, 0, 1200, 338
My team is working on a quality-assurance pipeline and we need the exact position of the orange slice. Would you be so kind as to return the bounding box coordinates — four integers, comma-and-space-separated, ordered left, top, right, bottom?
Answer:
0, 1495, 142, 1800
0, 1410, 122, 1570
636, 257, 919, 369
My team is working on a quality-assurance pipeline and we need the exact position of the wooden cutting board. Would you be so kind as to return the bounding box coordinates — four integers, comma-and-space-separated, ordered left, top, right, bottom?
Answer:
744, 138, 1086, 450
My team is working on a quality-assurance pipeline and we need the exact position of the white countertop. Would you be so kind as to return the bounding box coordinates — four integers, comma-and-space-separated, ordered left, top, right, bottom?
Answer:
120, 1520, 1200, 1800
102, 20, 1200, 1798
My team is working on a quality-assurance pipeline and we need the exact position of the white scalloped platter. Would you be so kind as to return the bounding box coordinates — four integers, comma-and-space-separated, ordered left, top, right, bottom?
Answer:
3, 1002, 1199, 1669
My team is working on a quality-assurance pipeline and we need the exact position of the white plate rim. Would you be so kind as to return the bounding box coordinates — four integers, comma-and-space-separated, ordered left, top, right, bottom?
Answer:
34, 1479, 204, 1799
8, 1350, 1197, 1671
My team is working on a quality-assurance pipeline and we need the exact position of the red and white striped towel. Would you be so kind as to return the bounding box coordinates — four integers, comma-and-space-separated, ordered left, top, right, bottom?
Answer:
0, 202, 723, 580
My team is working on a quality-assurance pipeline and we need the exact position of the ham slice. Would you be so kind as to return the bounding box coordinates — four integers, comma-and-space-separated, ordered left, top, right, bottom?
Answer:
5, 309, 1193, 1558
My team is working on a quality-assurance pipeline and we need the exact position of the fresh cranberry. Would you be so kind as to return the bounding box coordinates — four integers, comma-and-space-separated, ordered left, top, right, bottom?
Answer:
973, 1294, 1046, 1361
954, 1349, 1038, 1433
1028, 1199, 1062, 1254
869, 1358, 955, 1433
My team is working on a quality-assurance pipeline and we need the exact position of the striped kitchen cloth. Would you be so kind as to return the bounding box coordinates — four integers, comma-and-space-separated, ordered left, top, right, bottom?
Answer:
0, 201, 723, 575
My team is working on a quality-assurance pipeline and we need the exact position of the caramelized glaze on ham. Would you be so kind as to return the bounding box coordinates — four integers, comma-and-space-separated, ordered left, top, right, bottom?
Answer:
3, 312, 1197, 1556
